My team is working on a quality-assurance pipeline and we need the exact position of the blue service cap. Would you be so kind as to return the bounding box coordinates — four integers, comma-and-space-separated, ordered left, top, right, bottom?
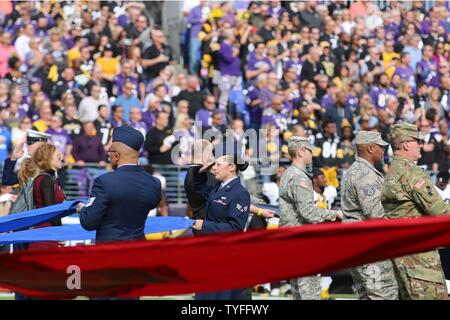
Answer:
112, 126, 144, 151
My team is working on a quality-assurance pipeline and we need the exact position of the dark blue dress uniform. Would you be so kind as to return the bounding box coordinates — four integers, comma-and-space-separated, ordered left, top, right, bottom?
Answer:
193, 166, 251, 299
79, 127, 162, 242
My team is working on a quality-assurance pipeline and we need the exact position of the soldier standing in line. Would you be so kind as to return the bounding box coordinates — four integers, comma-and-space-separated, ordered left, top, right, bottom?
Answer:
279, 136, 343, 300
382, 123, 449, 300
340, 131, 399, 300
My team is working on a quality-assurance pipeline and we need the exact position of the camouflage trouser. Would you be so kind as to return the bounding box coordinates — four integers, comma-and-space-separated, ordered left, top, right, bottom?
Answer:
290, 276, 321, 300
350, 260, 399, 300
392, 251, 448, 300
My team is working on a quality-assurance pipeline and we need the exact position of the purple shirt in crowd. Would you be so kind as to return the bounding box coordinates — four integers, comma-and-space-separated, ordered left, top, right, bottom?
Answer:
246, 86, 263, 126
219, 42, 241, 76
72, 135, 107, 163
261, 107, 289, 132
195, 108, 213, 128
46, 128, 72, 156
370, 86, 397, 110
284, 58, 303, 81
187, 5, 203, 39
142, 110, 157, 130
247, 52, 273, 72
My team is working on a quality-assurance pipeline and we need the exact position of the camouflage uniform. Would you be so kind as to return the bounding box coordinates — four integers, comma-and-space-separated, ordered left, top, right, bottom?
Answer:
382, 123, 450, 300
279, 136, 338, 300
341, 131, 399, 300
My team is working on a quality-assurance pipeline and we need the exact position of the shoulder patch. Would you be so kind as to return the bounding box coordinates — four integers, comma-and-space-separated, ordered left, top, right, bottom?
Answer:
414, 178, 425, 190
85, 197, 96, 208
299, 179, 308, 189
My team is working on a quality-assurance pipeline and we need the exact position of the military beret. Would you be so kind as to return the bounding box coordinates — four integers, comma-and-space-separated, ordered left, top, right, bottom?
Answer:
112, 126, 144, 151
355, 131, 388, 146
287, 136, 313, 151
389, 123, 424, 143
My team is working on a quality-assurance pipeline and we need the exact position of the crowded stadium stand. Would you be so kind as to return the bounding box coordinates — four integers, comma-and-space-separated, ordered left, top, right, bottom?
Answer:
0, 0, 449, 299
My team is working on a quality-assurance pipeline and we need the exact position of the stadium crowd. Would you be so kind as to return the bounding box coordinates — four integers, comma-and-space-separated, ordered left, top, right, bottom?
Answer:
0, 0, 448, 204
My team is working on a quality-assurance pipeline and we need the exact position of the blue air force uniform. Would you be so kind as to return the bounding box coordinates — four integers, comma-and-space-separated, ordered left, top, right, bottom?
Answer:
79, 126, 162, 242
192, 164, 251, 300
193, 166, 250, 234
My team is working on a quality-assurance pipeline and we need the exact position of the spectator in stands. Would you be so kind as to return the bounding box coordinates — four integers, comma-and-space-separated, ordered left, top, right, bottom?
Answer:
174, 75, 204, 119
218, 29, 242, 111
187, 0, 207, 75
62, 104, 83, 139
51, 68, 82, 109
245, 41, 271, 81
175, 99, 190, 119
0, 32, 17, 78
113, 59, 143, 98
145, 111, 173, 165
115, 80, 142, 122
94, 104, 113, 146
262, 95, 289, 135
324, 91, 353, 132
195, 95, 216, 130
247, 73, 268, 130
313, 120, 342, 169
417, 118, 439, 171
5, 56, 29, 97
110, 105, 127, 128
300, 46, 325, 83
173, 113, 195, 165
32, 101, 52, 133
208, 110, 227, 136
141, 29, 173, 82
46, 115, 72, 165
129, 107, 148, 137
0, 116, 12, 170
72, 121, 107, 167
78, 84, 109, 123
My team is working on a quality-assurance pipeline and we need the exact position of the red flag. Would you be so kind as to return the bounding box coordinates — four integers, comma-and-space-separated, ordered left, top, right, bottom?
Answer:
1, 215, 450, 298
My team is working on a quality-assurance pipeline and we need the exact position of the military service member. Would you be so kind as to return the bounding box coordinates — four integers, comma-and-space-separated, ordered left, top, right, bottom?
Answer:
382, 123, 450, 300
341, 131, 399, 300
279, 136, 343, 300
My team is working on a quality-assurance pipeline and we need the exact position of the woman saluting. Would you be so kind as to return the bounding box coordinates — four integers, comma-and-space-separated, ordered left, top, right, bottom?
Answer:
192, 147, 251, 300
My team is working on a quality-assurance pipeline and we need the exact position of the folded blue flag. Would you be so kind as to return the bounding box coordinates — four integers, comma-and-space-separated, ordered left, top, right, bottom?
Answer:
0, 216, 194, 245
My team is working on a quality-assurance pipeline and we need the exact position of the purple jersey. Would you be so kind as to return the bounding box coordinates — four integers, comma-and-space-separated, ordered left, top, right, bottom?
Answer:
284, 58, 303, 80
142, 110, 156, 130
46, 128, 72, 156
261, 107, 288, 132
370, 86, 397, 110
247, 52, 272, 72
195, 108, 213, 128
246, 86, 263, 125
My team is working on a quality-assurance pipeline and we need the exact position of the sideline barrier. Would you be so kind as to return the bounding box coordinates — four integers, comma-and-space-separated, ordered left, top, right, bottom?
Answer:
1, 215, 450, 298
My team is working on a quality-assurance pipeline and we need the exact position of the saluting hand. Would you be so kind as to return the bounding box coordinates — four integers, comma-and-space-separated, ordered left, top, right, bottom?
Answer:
199, 161, 215, 173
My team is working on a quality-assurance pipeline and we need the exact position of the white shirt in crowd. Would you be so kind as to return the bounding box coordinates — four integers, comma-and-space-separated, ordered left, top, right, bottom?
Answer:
436, 184, 450, 204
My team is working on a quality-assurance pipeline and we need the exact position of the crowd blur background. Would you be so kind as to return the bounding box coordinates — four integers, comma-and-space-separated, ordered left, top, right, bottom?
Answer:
0, 0, 448, 213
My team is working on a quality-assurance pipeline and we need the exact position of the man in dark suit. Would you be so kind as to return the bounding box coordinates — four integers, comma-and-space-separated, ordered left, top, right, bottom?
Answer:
77, 126, 162, 242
